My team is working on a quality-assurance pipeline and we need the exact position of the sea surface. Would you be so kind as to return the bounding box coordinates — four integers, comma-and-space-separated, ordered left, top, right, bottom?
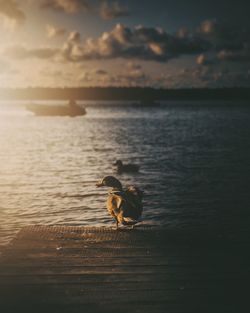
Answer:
1, 101, 250, 247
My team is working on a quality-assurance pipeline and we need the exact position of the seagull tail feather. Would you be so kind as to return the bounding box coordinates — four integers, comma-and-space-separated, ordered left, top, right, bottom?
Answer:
122, 217, 138, 225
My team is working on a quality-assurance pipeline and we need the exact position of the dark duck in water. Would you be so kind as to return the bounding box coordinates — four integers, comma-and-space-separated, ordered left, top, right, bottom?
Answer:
96, 176, 143, 229
114, 160, 139, 174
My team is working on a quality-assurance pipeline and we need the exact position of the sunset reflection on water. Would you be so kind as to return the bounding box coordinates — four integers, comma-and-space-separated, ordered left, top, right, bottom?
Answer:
1, 101, 250, 247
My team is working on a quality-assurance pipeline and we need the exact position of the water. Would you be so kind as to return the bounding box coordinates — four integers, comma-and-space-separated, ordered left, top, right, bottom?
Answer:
1, 101, 250, 247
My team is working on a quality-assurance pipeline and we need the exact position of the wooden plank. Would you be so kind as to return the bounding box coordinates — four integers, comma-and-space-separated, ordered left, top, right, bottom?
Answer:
0, 226, 249, 313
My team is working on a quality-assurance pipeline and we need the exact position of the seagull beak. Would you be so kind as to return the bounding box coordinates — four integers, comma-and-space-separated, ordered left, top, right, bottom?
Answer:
96, 180, 104, 187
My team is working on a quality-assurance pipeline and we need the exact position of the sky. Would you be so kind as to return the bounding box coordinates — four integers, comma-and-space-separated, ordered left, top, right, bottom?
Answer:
0, 0, 250, 88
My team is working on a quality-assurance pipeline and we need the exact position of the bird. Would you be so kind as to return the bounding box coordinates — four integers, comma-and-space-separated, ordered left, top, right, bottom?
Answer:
96, 176, 143, 229
114, 160, 140, 174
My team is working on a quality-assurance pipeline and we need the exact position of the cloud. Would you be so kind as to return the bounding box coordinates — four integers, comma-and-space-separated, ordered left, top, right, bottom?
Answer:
196, 54, 216, 65
196, 19, 249, 51
4, 45, 59, 60
60, 24, 209, 63
197, 19, 218, 35
99, 1, 129, 20
194, 19, 250, 64
46, 24, 67, 38
194, 19, 250, 65
2, 23, 210, 64
5, 19, 250, 71
60, 31, 82, 61
176, 27, 190, 39
196, 54, 207, 65
67, 31, 81, 43
40, 0, 90, 14
40, 0, 129, 20
0, 0, 26, 29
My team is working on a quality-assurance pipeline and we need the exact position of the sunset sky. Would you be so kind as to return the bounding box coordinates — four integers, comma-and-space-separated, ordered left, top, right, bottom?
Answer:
0, 0, 250, 88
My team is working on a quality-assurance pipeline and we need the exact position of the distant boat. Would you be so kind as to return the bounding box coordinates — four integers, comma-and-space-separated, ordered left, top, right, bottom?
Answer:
26, 100, 86, 117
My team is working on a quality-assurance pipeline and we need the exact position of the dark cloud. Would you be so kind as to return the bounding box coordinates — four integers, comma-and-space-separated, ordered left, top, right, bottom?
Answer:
60, 24, 209, 63
189, 19, 250, 65
99, 1, 129, 20
40, 0, 129, 20
4, 18, 250, 71
196, 54, 216, 65
0, 0, 26, 27
196, 19, 250, 51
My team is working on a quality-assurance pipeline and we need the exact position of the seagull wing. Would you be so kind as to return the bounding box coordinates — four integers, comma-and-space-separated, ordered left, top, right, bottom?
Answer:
107, 190, 142, 225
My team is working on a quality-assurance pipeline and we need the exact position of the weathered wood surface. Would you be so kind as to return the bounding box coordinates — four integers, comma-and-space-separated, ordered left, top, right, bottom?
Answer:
0, 226, 249, 313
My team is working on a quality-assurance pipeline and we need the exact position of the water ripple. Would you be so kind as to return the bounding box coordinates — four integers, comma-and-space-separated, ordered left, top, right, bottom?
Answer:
1, 103, 250, 246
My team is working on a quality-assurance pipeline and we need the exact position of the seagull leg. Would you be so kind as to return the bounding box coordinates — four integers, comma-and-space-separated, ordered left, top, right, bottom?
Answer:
116, 220, 119, 230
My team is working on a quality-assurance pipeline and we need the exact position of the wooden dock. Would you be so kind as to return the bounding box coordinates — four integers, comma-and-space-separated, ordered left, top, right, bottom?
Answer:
0, 226, 249, 313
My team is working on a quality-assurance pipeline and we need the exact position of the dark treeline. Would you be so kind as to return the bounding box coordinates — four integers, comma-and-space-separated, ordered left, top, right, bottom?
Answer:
1, 87, 250, 101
